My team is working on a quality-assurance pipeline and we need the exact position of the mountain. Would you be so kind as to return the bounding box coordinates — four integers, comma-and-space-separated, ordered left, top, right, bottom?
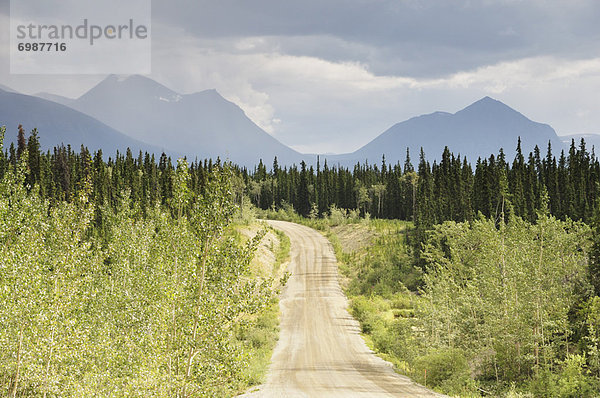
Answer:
0, 87, 169, 156
68, 75, 307, 167
325, 97, 565, 166
560, 133, 600, 156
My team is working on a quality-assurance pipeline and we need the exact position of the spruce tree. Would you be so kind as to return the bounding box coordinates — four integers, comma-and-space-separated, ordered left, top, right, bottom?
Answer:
297, 161, 311, 217
16, 124, 26, 161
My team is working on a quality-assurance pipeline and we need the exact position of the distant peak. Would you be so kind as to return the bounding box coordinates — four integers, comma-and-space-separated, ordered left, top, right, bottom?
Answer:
473, 96, 500, 105
450, 96, 536, 128
81, 74, 178, 100
457, 96, 517, 114
82, 75, 227, 104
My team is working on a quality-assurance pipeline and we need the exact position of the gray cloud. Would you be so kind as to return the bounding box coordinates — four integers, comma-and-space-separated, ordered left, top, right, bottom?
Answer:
152, 0, 600, 77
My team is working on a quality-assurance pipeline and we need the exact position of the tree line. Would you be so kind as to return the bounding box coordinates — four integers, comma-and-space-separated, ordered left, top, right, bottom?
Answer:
248, 139, 599, 228
3, 125, 598, 231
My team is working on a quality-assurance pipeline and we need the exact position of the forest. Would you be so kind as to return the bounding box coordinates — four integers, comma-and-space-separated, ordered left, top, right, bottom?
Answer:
2, 125, 597, 230
247, 139, 599, 227
2, 122, 600, 397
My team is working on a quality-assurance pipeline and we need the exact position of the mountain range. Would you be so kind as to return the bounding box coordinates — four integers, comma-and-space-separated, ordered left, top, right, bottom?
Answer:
0, 86, 168, 156
1, 75, 597, 167
67, 75, 306, 166
1, 76, 305, 166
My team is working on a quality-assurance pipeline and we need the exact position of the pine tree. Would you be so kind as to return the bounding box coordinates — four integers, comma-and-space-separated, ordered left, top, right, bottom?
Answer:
16, 124, 26, 161
297, 161, 311, 217
26, 129, 41, 188
510, 137, 526, 217
404, 147, 414, 173
416, 148, 434, 227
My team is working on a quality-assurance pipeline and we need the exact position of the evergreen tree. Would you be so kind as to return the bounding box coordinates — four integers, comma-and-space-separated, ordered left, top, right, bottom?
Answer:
26, 129, 41, 188
297, 161, 311, 217
16, 124, 26, 161
404, 147, 414, 173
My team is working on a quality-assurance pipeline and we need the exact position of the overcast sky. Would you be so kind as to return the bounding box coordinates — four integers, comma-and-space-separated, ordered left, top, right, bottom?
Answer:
1, 0, 599, 153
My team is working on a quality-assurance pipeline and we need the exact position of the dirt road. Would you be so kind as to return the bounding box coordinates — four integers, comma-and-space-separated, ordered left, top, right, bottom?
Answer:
240, 220, 442, 397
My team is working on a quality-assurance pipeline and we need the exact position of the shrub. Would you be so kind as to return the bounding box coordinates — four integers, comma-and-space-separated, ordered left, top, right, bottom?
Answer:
556, 355, 594, 398
329, 205, 347, 226
350, 296, 378, 334
413, 348, 472, 393
372, 319, 414, 361
391, 293, 412, 310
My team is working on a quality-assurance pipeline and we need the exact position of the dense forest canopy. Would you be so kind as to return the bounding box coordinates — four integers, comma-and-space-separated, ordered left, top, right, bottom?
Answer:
2, 125, 597, 229
248, 139, 599, 226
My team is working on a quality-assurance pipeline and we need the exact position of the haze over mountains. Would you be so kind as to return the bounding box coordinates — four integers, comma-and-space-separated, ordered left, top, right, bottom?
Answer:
1, 75, 597, 167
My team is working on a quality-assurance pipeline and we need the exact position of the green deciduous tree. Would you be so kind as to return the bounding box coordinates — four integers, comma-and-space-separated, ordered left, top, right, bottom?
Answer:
420, 215, 591, 385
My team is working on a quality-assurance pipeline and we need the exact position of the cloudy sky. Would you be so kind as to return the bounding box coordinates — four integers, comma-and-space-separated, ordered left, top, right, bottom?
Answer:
1, 0, 599, 153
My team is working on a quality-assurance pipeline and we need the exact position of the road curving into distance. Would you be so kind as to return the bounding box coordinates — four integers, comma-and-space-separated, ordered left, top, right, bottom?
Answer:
240, 220, 444, 398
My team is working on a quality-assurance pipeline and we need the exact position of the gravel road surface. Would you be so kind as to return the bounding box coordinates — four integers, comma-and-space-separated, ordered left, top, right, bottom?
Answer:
239, 220, 443, 398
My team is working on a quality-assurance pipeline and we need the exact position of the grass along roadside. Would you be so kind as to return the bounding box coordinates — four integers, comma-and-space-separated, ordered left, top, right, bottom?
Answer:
326, 222, 430, 373
232, 222, 291, 394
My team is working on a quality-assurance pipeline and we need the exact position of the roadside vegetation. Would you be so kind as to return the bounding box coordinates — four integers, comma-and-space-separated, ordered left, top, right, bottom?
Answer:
232, 218, 291, 391
250, 135, 600, 397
